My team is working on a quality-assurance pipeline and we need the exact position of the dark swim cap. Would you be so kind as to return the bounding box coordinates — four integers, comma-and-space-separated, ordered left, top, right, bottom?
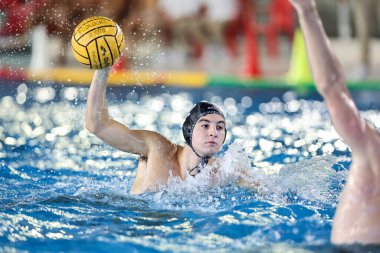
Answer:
182, 101, 226, 147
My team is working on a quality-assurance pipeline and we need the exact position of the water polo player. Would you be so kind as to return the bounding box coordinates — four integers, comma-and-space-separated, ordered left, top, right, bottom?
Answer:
86, 78, 227, 194
289, 0, 380, 246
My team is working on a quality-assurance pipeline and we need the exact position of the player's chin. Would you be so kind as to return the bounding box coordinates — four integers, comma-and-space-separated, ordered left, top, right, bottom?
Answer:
203, 146, 221, 156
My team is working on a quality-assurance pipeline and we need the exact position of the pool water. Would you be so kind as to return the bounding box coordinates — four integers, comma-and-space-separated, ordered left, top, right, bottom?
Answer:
0, 82, 379, 252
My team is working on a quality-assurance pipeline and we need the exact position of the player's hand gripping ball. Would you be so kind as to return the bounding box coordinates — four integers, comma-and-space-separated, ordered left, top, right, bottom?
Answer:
71, 16, 125, 69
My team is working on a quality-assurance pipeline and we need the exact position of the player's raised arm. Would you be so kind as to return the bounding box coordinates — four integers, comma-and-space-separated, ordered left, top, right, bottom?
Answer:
85, 69, 111, 135
290, 0, 380, 246
289, 0, 367, 152
85, 69, 162, 157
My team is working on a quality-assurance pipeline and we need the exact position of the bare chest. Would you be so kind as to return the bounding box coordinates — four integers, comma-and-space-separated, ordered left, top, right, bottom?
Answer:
131, 155, 183, 194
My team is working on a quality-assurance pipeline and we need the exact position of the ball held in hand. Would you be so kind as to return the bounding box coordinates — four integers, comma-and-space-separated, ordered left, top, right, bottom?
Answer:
71, 16, 125, 69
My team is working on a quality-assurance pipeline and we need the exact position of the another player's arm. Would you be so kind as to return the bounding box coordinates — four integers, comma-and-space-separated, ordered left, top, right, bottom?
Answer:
292, 0, 367, 152
85, 69, 166, 157
237, 172, 260, 191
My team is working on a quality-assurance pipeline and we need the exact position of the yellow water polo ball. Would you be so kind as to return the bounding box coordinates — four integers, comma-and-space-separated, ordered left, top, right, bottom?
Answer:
71, 16, 125, 69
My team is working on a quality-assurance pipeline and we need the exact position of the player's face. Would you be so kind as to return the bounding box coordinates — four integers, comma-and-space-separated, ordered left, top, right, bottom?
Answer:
191, 114, 226, 156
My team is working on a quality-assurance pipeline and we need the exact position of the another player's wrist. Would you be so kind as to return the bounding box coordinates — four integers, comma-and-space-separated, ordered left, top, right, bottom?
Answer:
296, 1, 317, 17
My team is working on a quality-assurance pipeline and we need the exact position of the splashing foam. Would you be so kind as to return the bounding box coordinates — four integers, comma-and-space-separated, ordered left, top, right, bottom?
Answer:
149, 140, 348, 211
147, 141, 252, 211
251, 155, 348, 206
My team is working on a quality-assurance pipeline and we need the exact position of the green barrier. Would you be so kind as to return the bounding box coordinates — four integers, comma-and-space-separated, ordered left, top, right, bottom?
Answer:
208, 75, 314, 89
208, 75, 380, 91
346, 80, 380, 90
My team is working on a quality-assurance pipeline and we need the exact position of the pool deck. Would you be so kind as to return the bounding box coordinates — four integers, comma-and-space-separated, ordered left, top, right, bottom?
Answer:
1, 38, 380, 90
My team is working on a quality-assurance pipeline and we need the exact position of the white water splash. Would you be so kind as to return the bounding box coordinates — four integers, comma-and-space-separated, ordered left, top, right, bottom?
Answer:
145, 140, 346, 213
251, 155, 349, 205
149, 139, 348, 211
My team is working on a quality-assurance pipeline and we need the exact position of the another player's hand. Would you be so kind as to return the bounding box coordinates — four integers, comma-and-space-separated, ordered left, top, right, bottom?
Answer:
288, 0, 316, 14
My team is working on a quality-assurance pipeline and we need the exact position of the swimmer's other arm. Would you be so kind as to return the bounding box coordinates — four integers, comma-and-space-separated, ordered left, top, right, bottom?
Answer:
237, 169, 260, 191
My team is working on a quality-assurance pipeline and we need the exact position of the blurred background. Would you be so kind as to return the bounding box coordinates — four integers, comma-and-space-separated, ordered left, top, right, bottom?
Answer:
1, 0, 380, 82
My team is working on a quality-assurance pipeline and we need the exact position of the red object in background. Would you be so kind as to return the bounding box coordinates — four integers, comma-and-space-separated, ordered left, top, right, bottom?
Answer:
225, 0, 246, 59
242, 0, 261, 77
271, 0, 294, 38
0, 1, 35, 36
0, 66, 27, 81
258, 0, 294, 57
225, 0, 295, 77
0, 0, 18, 10
0, 0, 49, 36
111, 56, 128, 72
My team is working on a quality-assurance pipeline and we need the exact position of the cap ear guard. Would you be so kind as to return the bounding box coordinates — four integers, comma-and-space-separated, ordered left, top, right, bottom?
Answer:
182, 116, 193, 146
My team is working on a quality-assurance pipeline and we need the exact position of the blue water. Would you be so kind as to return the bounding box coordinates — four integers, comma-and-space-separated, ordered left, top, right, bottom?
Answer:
0, 81, 379, 252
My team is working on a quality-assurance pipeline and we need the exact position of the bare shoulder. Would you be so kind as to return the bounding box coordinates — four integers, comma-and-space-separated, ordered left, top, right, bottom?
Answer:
141, 130, 179, 157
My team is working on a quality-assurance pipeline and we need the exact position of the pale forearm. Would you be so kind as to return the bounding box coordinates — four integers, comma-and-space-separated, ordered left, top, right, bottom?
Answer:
296, 3, 345, 96
85, 69, 111, 133
292, 0, 365, 149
